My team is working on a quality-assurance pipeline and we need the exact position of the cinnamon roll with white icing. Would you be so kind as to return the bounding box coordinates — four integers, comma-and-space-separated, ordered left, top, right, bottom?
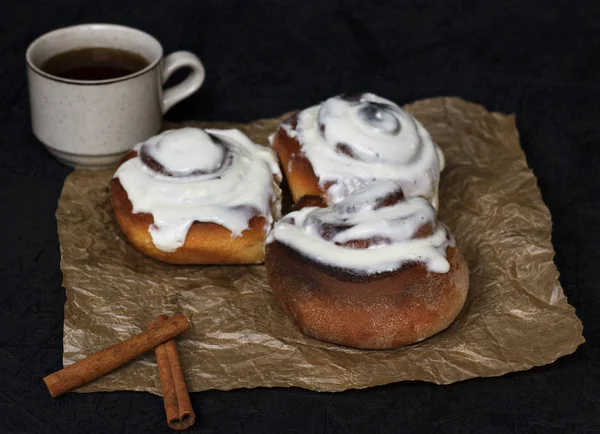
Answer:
265, 181, 468, 349
271, 93, 444, 208
110, 127, 282, 264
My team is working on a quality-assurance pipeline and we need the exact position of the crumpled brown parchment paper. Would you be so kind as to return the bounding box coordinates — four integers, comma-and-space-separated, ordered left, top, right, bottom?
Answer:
56, 97, 584, 394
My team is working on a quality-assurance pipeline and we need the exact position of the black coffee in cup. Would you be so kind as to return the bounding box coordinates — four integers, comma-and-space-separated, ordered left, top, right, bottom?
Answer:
40, 47, 149, 81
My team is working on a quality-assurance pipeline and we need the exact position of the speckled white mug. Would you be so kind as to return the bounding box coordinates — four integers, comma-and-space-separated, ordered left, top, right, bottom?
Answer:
26, 23, 205, 169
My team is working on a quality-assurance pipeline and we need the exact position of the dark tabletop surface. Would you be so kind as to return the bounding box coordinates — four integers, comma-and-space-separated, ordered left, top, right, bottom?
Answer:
1, 1, 599, 433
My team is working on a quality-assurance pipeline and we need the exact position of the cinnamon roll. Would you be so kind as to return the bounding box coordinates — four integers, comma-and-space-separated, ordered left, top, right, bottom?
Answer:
110, 127, 282, 264
271, 93, 444, 207
265, 181, 468, 349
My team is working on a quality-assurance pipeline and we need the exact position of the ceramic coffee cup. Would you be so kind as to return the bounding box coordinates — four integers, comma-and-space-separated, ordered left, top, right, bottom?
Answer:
26, 23, 205, 169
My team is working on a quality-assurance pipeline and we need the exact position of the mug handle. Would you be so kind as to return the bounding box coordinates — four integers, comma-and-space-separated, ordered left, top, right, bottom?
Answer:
161, 51, 205, 114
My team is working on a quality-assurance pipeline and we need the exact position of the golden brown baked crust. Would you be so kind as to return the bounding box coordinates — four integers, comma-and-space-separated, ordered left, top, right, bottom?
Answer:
110, 151, 269, 265
265, 241, 469, 349
271, 114, 324, 204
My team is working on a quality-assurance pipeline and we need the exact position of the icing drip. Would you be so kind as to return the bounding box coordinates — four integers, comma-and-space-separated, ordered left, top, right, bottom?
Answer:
293, 93, 444, 206
267, 180, 453, 274
115, 127, 282, 252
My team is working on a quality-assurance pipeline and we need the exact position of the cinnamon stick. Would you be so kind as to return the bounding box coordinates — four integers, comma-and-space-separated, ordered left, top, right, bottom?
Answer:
43, 312, 190, 398
149, 315, 196, 431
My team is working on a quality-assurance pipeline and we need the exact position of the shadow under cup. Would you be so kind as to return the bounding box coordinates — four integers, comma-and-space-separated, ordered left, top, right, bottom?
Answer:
26, 24, 166, 169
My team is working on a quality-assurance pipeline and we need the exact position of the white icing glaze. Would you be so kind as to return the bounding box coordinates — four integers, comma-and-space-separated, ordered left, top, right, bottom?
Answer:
145, 128, 225, 176
115, 127, 281, 252
267, 180, 453, 274
292, 93, 443, 207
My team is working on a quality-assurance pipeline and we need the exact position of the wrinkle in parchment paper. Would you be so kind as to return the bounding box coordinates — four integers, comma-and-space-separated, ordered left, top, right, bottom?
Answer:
56, 97, 584, 394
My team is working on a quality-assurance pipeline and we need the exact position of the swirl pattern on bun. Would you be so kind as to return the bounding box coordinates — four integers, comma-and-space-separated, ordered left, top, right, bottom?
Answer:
268, 180, 451, 274
272, 93, 444, 207
110, 127, 281, 264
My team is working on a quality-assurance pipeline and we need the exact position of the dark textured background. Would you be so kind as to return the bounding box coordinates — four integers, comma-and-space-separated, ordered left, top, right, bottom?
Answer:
1, 0, 599, 433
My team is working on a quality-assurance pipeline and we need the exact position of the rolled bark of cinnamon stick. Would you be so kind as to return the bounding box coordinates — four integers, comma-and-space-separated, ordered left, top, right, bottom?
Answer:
43, 312, 190, 398
150, 315, 196, 431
